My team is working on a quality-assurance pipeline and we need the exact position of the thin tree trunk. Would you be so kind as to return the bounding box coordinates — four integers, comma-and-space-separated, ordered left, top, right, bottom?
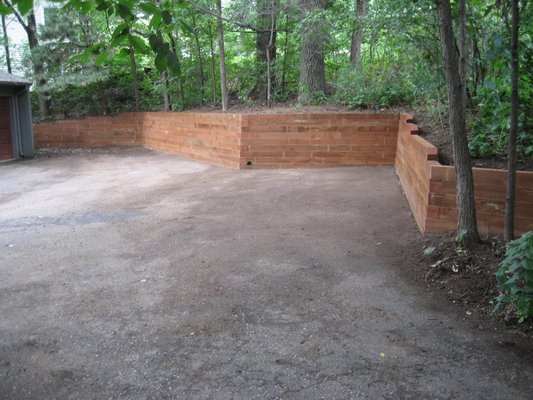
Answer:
350, 0, 366, 68
157, 29, 170, 111
168, 33, 185, 110
436, 0, 480, 245
281, 13, 289, 92
298, 0, 326, 103
208, 20, 217, 106
192, 14, 206, 100
369, 30, 375, 68
128, 42, 140, 111
216, 0, 228, 111
26, 13, 48, 117
505, 0, 519, 241
472, 33, 481, 97
98, 81, 108, 114
266, 0, 276, 106
458, 0, 468, 106
4, 2, 48, 116
1, 14, 11, 73
3, 0, 50, 118
162, 70, 170, 111
253, 0, 277, 102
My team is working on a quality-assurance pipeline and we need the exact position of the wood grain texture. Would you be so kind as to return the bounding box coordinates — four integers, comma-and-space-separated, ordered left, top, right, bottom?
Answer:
395, 113, 533, 236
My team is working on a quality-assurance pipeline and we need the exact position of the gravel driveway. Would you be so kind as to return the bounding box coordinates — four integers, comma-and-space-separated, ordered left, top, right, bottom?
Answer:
1, 148, 531, 399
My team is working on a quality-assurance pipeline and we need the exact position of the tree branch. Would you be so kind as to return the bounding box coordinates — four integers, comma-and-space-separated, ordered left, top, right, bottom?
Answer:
182, 0, 288, 34
3, 0, 30, 33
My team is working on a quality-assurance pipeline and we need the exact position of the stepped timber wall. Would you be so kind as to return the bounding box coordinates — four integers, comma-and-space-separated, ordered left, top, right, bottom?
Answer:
33, 111, 533, 235
395, 114, 533, 236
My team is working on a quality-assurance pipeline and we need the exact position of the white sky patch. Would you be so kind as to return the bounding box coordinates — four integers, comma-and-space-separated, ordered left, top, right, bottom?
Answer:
4, 3, 46, 45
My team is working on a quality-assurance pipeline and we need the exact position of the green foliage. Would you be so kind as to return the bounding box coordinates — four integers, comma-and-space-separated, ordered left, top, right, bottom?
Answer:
470, 85, 533, 158
467, 4, 533, 159
0, 0, 34, 16
334, 64, 415, 109
469, 78, 511, 157
494, 231, 533, 323
423, 246, 437, 256
308, 91, 329, 105
1, 0, 530, 164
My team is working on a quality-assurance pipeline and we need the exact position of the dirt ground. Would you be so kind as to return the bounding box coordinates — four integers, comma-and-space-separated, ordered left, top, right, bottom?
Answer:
1, 148, 532, 400
412, 112, 533, 171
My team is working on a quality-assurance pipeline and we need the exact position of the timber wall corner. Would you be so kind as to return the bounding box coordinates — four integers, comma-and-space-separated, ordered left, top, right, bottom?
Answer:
32, 111, 533, 236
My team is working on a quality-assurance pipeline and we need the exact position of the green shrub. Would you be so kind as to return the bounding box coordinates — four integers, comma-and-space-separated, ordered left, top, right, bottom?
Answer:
334, 65, 415, 109
494, 231, 533, 323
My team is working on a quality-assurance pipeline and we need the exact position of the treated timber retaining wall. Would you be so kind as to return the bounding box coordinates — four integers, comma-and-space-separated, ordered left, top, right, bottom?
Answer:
33, 114, 141, 148
33, 111, 533, 235
140, 112, 242, 169
241, 113, 398, 168
34, 112, 399, 169
394, 114, 439, 232
395, 114, 533, 236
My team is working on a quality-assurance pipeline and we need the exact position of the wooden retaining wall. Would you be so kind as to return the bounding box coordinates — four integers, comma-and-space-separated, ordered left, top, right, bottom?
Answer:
427, 165, 533, 234
241, 113, 398, 169
33, 111, 533, 235
395, 114, 533, 236
33, 114, 141, 148
34, 112, 399, 170
139, 112, 242, 169
394, 114, 439, 231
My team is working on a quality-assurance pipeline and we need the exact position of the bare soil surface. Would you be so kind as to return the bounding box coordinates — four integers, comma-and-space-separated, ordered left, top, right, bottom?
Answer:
413, 233, 533, 335
1, 148, 532, 399
412, 112, 533, 171
182, 102, 360, 115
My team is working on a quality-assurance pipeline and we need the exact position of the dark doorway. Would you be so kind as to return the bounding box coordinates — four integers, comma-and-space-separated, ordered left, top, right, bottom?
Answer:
0, 97, 12, 160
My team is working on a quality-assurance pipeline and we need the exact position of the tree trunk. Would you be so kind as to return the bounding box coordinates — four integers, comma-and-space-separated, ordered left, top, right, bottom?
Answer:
368, 28, 375, 68
471, 32, 481, 98
4, 3, 49, 116
436, 0, 480, 245
157, 30, 170, 111
458, 0, 468, 107
350, 0, 366, 68
298, 0, 326, 103
162, 70, 170, 111
216, 0, 228, 111
26, 13, 49, 118
252, 0, 277, 102
208, 20, 217, 106
168, 33, 185, 110
1, 14, 12, 73
505, 0, 519, 242
98, 81, 109, 114
128, 41, 140, 111
280, 12, 289, 93
266, 0, 276, 106
192, 14, 206, 101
